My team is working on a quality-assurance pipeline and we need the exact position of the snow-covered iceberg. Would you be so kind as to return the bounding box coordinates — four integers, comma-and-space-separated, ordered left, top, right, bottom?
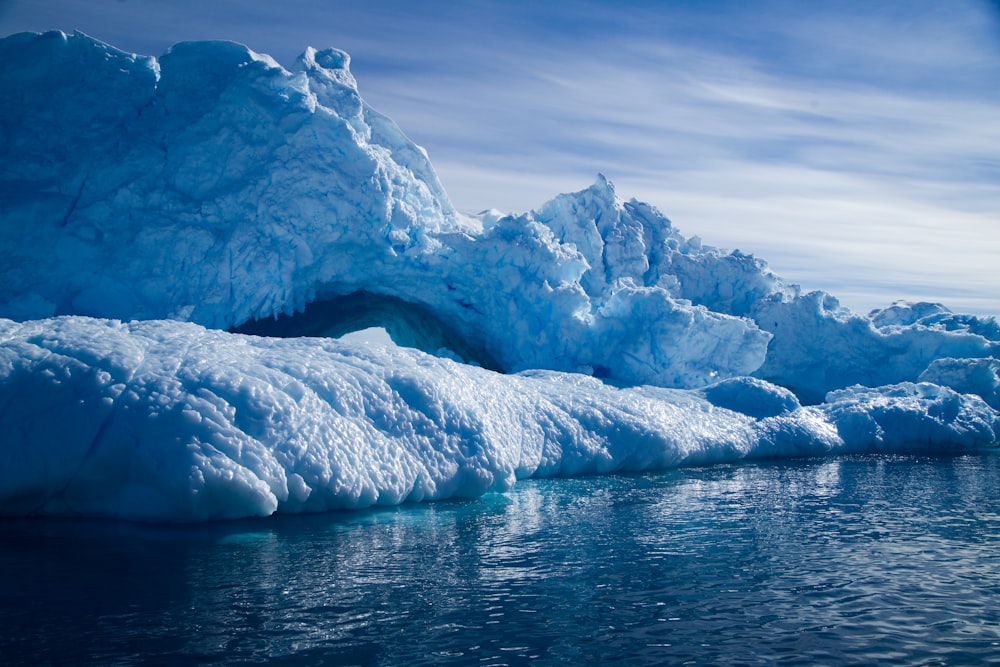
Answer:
1, 32, 997, 521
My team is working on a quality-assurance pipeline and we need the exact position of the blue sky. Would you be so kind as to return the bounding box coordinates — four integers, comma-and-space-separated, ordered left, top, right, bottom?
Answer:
3, 0, 999, 315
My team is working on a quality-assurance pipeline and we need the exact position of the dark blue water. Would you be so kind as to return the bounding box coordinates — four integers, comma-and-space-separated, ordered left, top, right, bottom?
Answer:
2, 455, 999, 666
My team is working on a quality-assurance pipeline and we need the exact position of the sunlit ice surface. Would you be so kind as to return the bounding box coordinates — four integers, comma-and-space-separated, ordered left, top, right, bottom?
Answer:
2, 454, 998, 665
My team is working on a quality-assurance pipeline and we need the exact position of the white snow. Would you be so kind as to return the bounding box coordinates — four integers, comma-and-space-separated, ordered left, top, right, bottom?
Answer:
0, 32, 998, 521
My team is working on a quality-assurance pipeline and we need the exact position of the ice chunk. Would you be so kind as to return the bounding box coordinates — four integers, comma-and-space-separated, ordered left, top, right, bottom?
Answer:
919, 357, 1000, 411
0, 317, 996, 522
823, 382, 1000, 453
752, 292, 999, 404
869, 301, 953, 328
702, 376, 800, 418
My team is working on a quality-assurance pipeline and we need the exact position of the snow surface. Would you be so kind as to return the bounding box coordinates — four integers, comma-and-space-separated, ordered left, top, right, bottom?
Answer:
1, 32, 998, 521
2, 317, 996, 521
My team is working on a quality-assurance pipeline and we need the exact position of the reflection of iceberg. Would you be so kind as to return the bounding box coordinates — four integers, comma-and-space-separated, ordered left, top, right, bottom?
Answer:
1, 32, 997, 521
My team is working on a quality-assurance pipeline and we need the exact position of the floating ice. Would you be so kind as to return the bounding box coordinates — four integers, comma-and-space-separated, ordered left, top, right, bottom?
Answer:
0, 32, 997, 521
1, 317, 996, 521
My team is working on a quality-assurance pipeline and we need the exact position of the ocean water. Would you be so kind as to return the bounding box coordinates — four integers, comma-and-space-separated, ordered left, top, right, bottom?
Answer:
2, 455, 999, 666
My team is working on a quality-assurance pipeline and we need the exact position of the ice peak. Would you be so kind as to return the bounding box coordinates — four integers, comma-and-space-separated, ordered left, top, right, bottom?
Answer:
535, 173, 623, 223
303, 46, 351, 72
297, 46, 358, 90
163, 39, 257, 65
592, 172, 616, 198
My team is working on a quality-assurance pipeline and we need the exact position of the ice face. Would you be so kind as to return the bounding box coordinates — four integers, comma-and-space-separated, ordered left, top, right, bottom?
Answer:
0, 32, 998, 521
0, 31, 770, 389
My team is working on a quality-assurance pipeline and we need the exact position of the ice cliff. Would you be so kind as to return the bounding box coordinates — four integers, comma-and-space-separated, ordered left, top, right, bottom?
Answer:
1, 32, 997, 521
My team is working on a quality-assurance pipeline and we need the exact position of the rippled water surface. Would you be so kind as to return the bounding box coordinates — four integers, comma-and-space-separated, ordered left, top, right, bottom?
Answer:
2, 455, 999, 665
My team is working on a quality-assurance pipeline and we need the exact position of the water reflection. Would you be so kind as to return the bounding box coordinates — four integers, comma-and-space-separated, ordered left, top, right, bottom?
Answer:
1, 455, 999, 665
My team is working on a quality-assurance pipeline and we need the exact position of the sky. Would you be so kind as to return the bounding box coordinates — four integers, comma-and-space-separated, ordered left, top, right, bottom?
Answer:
2, 0, 999, 315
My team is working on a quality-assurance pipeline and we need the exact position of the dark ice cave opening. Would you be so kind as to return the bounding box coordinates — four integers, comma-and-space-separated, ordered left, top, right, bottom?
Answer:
231, 291, 503, 372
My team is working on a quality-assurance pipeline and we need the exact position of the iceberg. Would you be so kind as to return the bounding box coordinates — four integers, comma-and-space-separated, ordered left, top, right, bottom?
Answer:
2, 317, 996, 522
1, 32, 997, 521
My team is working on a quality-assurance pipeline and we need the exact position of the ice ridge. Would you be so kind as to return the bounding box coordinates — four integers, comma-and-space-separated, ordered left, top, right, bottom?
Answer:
1, 317, 995, 521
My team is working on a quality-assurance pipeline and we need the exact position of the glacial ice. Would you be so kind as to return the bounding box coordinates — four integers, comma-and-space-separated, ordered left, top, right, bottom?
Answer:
0, 32, 997, 521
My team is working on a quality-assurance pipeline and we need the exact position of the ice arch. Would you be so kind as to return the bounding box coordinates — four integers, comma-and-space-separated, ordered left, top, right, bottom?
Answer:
233, 291, 503, 371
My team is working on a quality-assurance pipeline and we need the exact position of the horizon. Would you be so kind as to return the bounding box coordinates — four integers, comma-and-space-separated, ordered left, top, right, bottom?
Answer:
2, 0, 998, 316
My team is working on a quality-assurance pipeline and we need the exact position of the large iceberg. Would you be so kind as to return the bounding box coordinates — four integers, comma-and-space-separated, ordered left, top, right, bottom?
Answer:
1, 32, 997, 521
